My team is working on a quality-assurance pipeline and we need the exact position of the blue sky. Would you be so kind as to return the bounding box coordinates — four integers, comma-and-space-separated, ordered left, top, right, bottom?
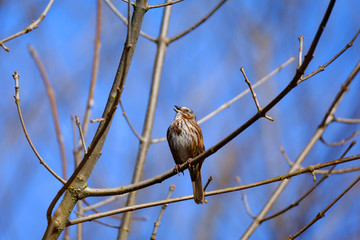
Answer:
0, 0, 360, 239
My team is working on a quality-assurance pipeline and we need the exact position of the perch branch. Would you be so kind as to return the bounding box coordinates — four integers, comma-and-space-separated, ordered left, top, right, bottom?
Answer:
68, 153, 360, 225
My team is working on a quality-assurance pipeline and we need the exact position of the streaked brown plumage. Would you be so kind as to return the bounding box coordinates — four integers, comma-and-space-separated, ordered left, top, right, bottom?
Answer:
167, 105, 205, 204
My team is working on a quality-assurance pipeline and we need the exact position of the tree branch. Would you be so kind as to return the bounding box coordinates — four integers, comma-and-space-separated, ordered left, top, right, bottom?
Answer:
12, 71, 66, 185
0, 0, 55, 51
67, 153, 360, 225
43, 0, 149, 238
28, 44, 68, 181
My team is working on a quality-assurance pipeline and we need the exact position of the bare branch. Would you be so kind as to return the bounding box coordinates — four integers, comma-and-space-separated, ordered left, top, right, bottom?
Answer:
334, 117, 360, 124
82, 194, 129, 212
11, 71, 66, 185
148, 0, 183, 9
104, 0, 156, 42
169, 0, 227, 43
68, 153, 360, 225
320, 131, 359, 146
235, 176, 256, 219
0, 0, 55, 51
280, 145, 295, 168
28, 44, 68, 180
289, 175, 360, 239
299, 29, 360, 83
204, 176, 213, 191
90, 118, 105, 123
298, 35, 304, 68
75, 116, 88, 155
240, 66, 274, 121
119, 99, 142, 141
151, 185, 175, 240
81, 0, 102, 138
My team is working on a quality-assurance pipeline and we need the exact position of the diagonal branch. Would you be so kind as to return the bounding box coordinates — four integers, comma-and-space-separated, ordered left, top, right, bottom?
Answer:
299, 29, 360, 83
240, 66, 274, 121
169, 0, 227, 43
289, 174, 360, 239
105, 0, 157, 42
148, 0, 184, 9
150, 185, 175, 240
0, 0, 55, 52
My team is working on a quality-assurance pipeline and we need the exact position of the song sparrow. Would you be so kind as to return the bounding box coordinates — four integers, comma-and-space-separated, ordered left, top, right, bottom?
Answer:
167, 105, 205, 204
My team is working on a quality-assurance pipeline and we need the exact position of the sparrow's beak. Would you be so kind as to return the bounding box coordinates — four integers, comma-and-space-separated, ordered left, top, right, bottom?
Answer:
173, 105, 181, 113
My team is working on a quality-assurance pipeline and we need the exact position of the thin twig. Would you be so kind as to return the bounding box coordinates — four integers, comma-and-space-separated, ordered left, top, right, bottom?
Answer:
82, 194, 129, 212
289, 175, 360, 240
235, 176, 255, 219
314, 166, 360, 175
334, 117, 360, 124
80, 198, 147, 221
204, 176, 213, 191
280, 145, 295, 167
169, 0, 227, 43
68, 154, 360, 225
119, 99, 142, 141
151, 185, 175, 240
82, 0, 103, 138
90, 118, 105, 123
76, 199, 84, 240
104, 0, 156, 42
11, 71, 66, 184
75, 116, 88, 155
0, 0, 55, 51
120, 0, 135, 6
240, 66, 274, 121
320, 131, 359, 146
299, 29, 360, 83
298, 35, 304, 68
28, 44, 68, 181
148, 0, 183, 9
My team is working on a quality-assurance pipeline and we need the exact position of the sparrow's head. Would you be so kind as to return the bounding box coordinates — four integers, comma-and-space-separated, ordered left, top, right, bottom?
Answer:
174, 105, 196, 121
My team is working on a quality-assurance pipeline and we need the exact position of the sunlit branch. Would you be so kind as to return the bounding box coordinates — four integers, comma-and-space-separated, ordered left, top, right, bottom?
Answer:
0, 0, 55, 51
11, 71, 66, 185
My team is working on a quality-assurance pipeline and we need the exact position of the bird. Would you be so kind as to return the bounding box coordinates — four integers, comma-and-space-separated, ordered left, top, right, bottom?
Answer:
167, 105, 205, 204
